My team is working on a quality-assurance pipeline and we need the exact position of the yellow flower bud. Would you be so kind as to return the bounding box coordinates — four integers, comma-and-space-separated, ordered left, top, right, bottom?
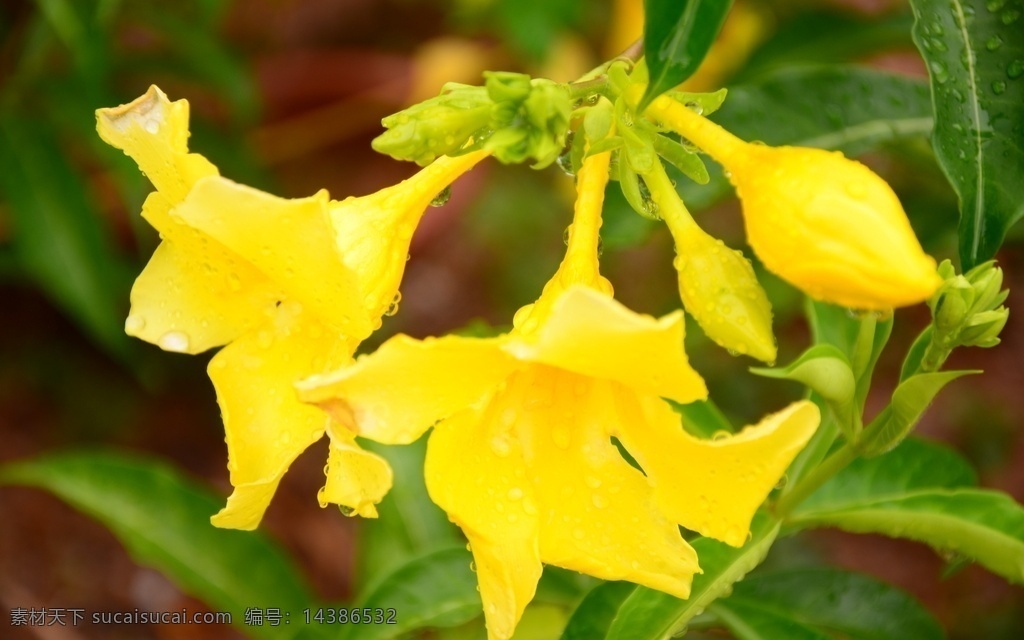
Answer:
645, 96, 942, 310
644, 161, 776, 363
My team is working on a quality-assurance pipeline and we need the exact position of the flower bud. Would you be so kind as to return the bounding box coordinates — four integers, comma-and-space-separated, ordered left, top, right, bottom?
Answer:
644, 162, 776, 362
672, 224, 777, 362
372, 85, 493, 166
957, 308, 1009, 348
644, 95, 942, 310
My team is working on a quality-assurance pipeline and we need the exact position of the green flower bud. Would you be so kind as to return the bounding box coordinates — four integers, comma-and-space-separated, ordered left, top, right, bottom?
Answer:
958, 308, 1009, 348
373, 85, 492, 165
933, 277, 973, 335
964, 260, 1007, 315
929, 259, 1009, 350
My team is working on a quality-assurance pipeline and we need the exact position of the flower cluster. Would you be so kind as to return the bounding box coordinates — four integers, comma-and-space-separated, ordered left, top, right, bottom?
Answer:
98, 64, 942, 639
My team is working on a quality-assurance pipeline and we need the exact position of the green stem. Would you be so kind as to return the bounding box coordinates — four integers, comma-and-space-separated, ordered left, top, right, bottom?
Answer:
566, 77, 608, 101
774, 442, 858, 517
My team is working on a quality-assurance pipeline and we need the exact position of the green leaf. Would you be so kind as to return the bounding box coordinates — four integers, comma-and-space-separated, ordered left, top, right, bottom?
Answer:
641, 0, 735, 109
560, 582, 636, 640
342, 547, 481, 640
0, 451, 322, 640
735, 11, 913, 83
859, 369, 977, 455
675, 398, 735, 438
680, 67, 933, 211
909, 0, 1024, 268
751, 345, 855, 406
711, 568, 943, 640
356, 436, 460, 592
792, 438, 1024, 583
605, 513, 779, 640
0, 116, 132, 361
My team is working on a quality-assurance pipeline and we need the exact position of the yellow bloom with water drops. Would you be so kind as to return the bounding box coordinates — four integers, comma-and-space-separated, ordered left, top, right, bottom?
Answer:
97, 86, 486, 529
299, 148, 819, 640
643, 157, 776, 363
643, 93, 943, 311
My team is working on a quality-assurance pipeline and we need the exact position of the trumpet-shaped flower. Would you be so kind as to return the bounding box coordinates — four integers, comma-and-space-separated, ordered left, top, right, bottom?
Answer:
299, 148, 819, 639
97, 86, 486, 529
644, 94, 942, 310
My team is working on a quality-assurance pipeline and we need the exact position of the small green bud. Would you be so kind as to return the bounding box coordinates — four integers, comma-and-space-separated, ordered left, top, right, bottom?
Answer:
928, 259, 1009, 350
373, 86, 492, 165
958, 307, 1009, 348
933, 277, 973, 335
484, 71, 532, 104
964, 260, 1006, 314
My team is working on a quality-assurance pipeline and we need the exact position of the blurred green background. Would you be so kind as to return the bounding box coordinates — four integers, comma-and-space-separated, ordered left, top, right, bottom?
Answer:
1, 0, 1022, 638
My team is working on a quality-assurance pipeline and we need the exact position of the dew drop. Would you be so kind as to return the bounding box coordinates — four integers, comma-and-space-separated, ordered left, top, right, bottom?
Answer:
490, 435, 512, 457
257, 330, 274, 349
585, 475, 602, 489
563, 226, 571, 246
684, 101, 704, 116
507, 487, 523, 500
1001, 8, 1021, 24
144, 119, 159, 134
125, 315, 146, 334
572, 527, 585, 540
1008, 60, 1024, 79
429, 186, 452, 207
316, 487, 328, 508
986, 0, 1006, 12
986, 35, 1004, 51
992, 80, 1007, 95
591, 493, 607, 509
385, 291, 402, 316
158, 331, 190, 352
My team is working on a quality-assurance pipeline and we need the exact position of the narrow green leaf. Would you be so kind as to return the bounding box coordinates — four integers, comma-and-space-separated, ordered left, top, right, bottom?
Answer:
909, 0, 1024, 268
605, 513, 779, 640
641, 0, 735, 109
342, 547, 481, 640
560, 582, 636, 640
792, 438, 1024, 583
679, 67, 933, 211
711, 568, 943, 640
356, 436, 459, 592
860, 369, 977, 455
0, 451, 322, 640
0, 116, 131, 360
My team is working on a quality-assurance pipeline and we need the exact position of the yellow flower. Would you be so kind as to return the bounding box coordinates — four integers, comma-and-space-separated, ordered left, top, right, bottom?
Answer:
97, 86, 486, 529
299, 148, 819, 639
643, 94, 942, 310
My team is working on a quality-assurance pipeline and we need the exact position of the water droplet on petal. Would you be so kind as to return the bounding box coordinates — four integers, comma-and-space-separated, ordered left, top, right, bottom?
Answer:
507, 487, 523, 500
385, 291, 402, 316
158, 331, 190, 352
125, 315, 146, 334
429, 186, 452, 207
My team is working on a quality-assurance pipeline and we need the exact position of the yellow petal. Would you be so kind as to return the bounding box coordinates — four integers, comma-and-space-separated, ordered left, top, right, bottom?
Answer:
520, 368, 699, 596
96, 85, 217, 203
329, 151, 488, 321
319, 426, 393, 519
125, 193, 280, 354
617, 398, 819, 546
506, 286, 707, 404
209, 301, 355, 530
171, 176, 371, 338
298, 334, 519, 444
426, 405, 542, 640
